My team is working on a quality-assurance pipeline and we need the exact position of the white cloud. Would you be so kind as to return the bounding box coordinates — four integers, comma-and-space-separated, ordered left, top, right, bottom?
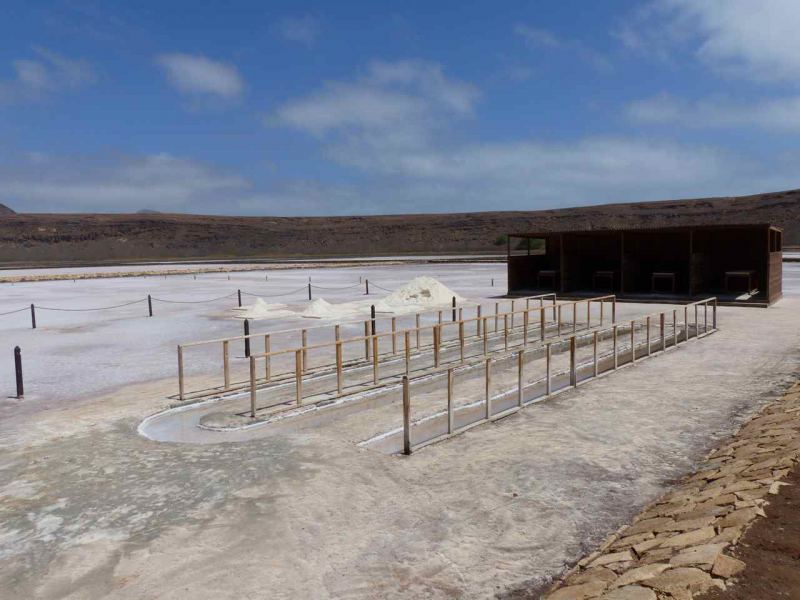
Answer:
627, 93, 800, 132
0, 154, 249, 212
275, 15, 321, 46
619, 0, 800, 82
514, 24, 560, 48
272, 59, 479, 151
155, 54, 243, 98
0, 47, 95, 104
514, 23, 611, 72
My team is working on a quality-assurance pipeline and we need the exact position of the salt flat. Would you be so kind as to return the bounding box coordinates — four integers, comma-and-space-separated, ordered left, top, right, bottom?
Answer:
0, 262, 798, 599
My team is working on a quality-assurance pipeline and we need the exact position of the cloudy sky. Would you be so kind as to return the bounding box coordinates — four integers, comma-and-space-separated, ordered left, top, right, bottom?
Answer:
0, 0, 799, 215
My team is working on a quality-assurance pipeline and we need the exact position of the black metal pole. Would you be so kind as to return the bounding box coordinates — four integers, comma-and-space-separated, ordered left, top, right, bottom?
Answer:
244, 319, 251, 357
147, 294, 153, 317
491, 278, 494, 287
452, 296, 456, 321
371, 305, 376, 336
30, 304, 36, 329
308, 283, 312, 300
14, 346, 23, 398
238, 289, 242, 307
365, 279, 370, 295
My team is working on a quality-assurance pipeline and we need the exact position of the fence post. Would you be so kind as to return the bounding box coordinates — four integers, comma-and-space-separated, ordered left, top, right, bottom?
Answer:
264, 334, 271, 382
238, 289, 242, 307
545, 343, 551, 395
704, 302, 708, 334
540, 307, 545, 341
148, 295, 153, 317
672, 310, 677, 348
593, 331, 598, 377
223, 340, 230, 390
336, 340, 343, 394
30, 304, 36, 329
630, 320, 636, 363
244, 319, 251, 358
452, 296, 456, 322
494, 302, 499, 332
365, 279, 370, 295
552, 296, 557, 321
477, 305, 482, 337
364, 321, 370, 359
415, 313, 421, 348
569, 336, 577, 386
510, 300, 515, 329
557, 304, 562, 335
694, 304, 699, 339
434, 325, 441, 367
523, 311, 529, 346
713, 298, 717, 329
572, 302, 577, 334
447, 368, 454, 434
646, 316, 651, 356
660, 312, 666, 352
684, 306, 689, 342
612, 297, 616, 324
485, 359, 492, 419
371, 305, 376, 336
14, 346, 23, 398
391, 317, 397, 355
307, 283, 312, 301
587, 300, 591, 328
459, 321, 465, 362
295, 350, 303, 404
249, 356, 257, 417
372, 336, 379, 384
503, 314, 509, 350
402, 376, 411, 455
612, 325, 618, 369
517, 350, 524, 407
483, 317, 488, 355
404, 331, 411, 377
178, 345, 185, 400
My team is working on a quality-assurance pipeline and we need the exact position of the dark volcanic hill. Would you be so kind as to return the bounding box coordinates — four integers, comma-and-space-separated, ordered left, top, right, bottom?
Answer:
1, 189, 798, 265
0, 203, 15, 215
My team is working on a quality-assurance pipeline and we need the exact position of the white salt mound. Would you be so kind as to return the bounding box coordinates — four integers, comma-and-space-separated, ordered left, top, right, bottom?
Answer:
301, 298, 359, 319
233, 298, 293, 320
374, 276, 462, 312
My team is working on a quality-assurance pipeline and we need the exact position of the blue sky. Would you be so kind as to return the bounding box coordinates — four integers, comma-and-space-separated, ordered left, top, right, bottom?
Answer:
1, 0, 799, 215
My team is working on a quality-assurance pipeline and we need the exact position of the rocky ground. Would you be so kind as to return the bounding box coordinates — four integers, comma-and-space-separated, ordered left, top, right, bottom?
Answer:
539, 382, 800, 600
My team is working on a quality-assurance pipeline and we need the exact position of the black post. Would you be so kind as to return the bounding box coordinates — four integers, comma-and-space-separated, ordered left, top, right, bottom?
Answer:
452, 296, 456, 322
147, 295, 153, 317
365, 279, 370, 295
491, 278, 494, 287
30, 304, 36, 329
244, 319, 251, 358
308, 283, 312, 300
14, 346, 23, 398
238, 289, 242, 307
371, 305, 376, 336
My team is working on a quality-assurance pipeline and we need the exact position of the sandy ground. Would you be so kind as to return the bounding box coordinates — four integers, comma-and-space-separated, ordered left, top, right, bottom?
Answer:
1, 264, 799, 599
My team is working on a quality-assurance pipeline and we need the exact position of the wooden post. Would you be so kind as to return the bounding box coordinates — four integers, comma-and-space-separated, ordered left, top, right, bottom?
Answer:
613, 325, 618, 369
660, 312, 666, 352
517, 350, 524, 407
404, 331, 411, 377
569, 336, 577, 386
684, 306, 689, 342
552, 296, 557, 321
523, 310, 529, 346
372, 335, 379, 384
249, 356, 257, 417
593, 331, 598, 377
483, 317, 488, 355
704, 302, 708, 333
612, 298, 616, 324
477, 305, 482, 336
415, 313, 421, 348
364, 321, 370, 359
391, 317, 397, 355
510, 299, 515, 329
402, 376, 411, 455
545, 343, 552, 395
459, 321, 465, 362
434, 325, 440, 367
503, 314, 509, 350
485, 359, 492, 419
264, 334, 271, 381
540, 307, 546, 341
177, 345, 184, 400
646, 316, 651, 356
494, 302, 499, 332
447, 368, 454, 434
371, 305, 376, 336
244, 319, 250, 358
335, 339, 343, 394
694, 304, 699, 339
14, 346, 23, 398
630, 320, 636, 363
672, 310, 677, 347
713, 298, 717, 329
295, 350, 303, 404
298, 329, 306, 372
572, 302, 577, 334
223, 340, 230, 390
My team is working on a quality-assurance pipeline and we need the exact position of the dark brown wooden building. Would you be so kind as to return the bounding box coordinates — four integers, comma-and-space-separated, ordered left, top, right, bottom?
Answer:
507, 224, 783, 306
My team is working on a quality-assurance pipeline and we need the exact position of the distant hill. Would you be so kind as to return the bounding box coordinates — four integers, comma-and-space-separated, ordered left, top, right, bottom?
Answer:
0, 203, 15, 215
0, 188, 798, 265
136, 209, 162, 214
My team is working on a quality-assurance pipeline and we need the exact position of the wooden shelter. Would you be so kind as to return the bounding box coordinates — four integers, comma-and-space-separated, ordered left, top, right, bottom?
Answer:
507, 224, 783, 306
